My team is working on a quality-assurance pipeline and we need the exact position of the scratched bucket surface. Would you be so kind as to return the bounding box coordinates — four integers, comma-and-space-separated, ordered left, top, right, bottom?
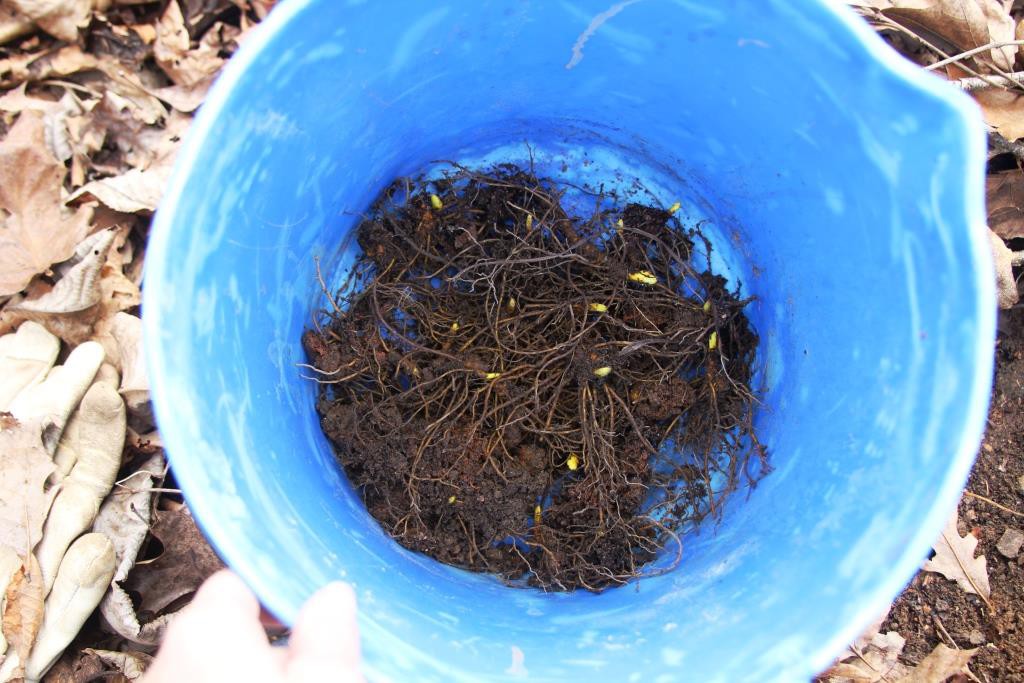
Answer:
144, 1, 994, 680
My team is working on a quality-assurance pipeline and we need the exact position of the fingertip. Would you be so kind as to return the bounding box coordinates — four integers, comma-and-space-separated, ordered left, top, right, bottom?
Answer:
288, 580, 361, 667
191, 570, 261, 616
312, 581, 358, 614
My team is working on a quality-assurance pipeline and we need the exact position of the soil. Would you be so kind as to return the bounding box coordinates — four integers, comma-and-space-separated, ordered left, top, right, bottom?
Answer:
303, 163, 766, 592
883, 307, 1024, 680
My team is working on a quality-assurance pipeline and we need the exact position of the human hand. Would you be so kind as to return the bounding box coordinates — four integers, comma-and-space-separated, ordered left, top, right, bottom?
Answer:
144, 570, 364, 683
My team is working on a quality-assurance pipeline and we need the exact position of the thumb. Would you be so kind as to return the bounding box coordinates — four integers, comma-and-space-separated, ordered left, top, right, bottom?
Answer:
285, 582, 363, 682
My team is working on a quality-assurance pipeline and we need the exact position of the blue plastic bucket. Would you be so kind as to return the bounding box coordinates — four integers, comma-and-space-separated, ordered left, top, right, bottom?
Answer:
145, 1, 995, 680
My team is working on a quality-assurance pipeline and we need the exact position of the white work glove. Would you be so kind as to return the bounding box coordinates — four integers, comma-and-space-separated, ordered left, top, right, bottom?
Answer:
0, 322, 125, 682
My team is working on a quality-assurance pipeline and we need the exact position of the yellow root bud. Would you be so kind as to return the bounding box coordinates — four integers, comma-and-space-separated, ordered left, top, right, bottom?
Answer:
628, 271, 658, 286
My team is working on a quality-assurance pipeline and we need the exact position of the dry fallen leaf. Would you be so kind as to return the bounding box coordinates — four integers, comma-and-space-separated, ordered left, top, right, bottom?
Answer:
84, 648, 151, 680
96, 453, 170, 645
37, 648, 105, 683
0, 84, 90, 163
0, 414, 56, 557
0, 3, 33, 45
0, 554, 43, 680
973, 89, 1024, 142
152, 76, 214, 113
822, 630, 909, 682
989, 227, 1020, 309
883, 0, 1018, 71
67, 165, 172, 214
4, 230, 116, 345
0, 45, 99, 89
154, 0, 224, 87
895, 643, 978, 682
987, 170, 1024, 240
923, 509, 991, 603
104, 312, 149, 429
0, 111, 94, 296
4, 0, 92, 42
97, 226, 141, 321
124, 506, 224, 618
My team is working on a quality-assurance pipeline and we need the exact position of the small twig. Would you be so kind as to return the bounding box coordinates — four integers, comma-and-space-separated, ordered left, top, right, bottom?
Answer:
964, 490, 1023, 517
932, 613, 958, 649
956, 71, 1024, 91
926, 40, 1024, 71
114, 486, 183, 495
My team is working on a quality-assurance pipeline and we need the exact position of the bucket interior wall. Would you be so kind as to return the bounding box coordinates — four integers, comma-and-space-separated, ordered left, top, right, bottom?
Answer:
148, 1, 992, 681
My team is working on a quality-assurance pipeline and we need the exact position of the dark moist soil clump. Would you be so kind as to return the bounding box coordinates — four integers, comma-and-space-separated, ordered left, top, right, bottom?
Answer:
303, 163, 768, 591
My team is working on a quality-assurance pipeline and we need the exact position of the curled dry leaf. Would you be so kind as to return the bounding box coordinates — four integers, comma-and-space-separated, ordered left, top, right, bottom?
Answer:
0, 546, 21, 654
83, 648, 151, 680
988, 228, 1019, 309
0, 554, 43, 682
21, 230, 114, 313
5, 230, 116, 345
94, 455, 162, 586
124, 506, 224, 619
96, 453, 173, 645
923, 508, 992, 603
987, 170, 1024, 240
34, 648, 105, 683
96, 225, 141, 321
110, 312, 149, 425
154, 0, 224, 88
0, 111, 93, 296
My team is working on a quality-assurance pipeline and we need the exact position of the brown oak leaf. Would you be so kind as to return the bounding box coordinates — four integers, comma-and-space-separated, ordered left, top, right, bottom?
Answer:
923, 509, 991, 603
124, 506, 224, 619
0, 111, 94, 296
987, 170, 1024, 240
